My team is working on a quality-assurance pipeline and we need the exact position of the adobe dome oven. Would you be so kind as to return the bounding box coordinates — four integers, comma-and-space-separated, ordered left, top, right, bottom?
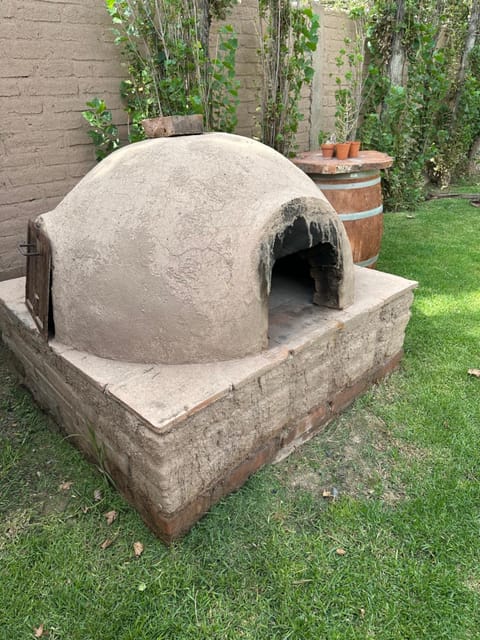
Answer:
35, 133, 354, 364
1, 132, 415, 542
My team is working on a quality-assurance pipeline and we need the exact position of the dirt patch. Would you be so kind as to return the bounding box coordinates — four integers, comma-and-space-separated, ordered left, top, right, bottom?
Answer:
465, 576, 480, 595
275, 408, 428, 503
0, 508, 32, 551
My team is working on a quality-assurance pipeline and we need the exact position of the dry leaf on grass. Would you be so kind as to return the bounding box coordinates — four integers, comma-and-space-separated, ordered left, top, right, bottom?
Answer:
100, 538, 113, 550
323, 488, 339, 500
58, 481, 73, 491
33, 624, 45, 637
104, 510, 118, 525
93, 489, 103, 502
468, 369, 480, 378
133, 541, 144, 557
336, 548, 346, 556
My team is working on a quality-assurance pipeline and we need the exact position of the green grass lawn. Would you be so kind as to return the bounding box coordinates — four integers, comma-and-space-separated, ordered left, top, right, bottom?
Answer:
1, 194, 480, 639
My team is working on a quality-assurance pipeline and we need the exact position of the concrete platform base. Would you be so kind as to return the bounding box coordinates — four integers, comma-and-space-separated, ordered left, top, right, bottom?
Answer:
0, 268, 416, 542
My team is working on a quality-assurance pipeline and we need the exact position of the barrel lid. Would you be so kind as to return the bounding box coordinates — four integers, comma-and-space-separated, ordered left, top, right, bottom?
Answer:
292, 150, 393, 175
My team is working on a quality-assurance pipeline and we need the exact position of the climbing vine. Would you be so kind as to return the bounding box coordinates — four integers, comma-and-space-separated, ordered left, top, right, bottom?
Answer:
256, 0, 319, 157
333, 0, 480, 209
83, 0, 239, 156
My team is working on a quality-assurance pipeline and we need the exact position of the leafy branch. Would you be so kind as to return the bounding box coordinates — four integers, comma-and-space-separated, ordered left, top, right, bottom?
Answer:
83, 0, 239, 159
256, 0, 319, 157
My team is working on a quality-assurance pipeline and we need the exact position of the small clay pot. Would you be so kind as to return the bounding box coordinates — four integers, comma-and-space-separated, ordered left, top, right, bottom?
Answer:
335, 142, 351, 161
349, 140, 361, 158
321, 143, 335, 158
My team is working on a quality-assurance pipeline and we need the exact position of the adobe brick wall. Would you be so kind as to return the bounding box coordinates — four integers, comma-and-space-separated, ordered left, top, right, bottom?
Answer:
310, 7, 357, 147
1, 0, 353, 282
0, 0, 127, 281
0, 268, 415, 541
213, 0, 259, 139
220, 2, 354, 150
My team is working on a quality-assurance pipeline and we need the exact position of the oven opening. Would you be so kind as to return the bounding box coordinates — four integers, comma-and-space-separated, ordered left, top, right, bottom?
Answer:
264, 212, 347, 349
267, 238, 341, 347
269, 252, 315, 308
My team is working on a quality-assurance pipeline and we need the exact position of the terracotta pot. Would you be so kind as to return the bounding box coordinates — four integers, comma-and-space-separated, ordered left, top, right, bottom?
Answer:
321, 143, 335, 158
349, 141, 361, 158
335, 142, 351, 161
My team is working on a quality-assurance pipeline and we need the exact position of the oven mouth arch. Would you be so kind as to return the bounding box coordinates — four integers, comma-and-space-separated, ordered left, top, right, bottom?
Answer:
259, 198, 354, 313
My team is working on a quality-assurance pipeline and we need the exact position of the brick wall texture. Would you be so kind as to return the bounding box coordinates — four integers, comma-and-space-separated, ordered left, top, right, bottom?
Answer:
0, 0, 127, 281
1, 0, 353, 281
310, 6, 357, 147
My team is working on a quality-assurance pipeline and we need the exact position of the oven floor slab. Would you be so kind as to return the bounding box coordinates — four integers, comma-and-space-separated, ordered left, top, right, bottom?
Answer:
0, 268, 416, 542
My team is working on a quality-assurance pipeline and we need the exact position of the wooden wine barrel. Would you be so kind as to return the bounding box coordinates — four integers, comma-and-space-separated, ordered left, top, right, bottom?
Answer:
291, 151, 393, 269
310, 170, 383, 268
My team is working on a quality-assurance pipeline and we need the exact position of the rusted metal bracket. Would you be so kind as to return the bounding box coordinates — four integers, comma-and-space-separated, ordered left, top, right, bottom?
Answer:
18, 242, 40, 257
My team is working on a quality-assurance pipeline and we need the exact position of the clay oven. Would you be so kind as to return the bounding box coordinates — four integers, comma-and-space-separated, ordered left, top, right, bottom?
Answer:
34, 133, 354, 364
2, 132, 417, 541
